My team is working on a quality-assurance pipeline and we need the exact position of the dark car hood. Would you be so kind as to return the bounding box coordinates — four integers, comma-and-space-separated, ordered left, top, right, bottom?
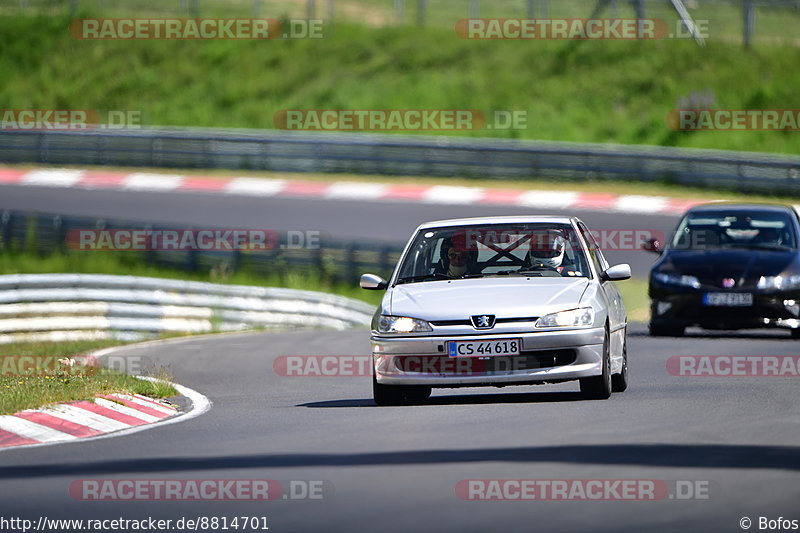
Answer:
657, 249, 798, 284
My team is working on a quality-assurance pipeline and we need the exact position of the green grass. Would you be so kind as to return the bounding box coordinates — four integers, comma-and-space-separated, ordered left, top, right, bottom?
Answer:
1, 14, 799, 154
0, 339, 178, 415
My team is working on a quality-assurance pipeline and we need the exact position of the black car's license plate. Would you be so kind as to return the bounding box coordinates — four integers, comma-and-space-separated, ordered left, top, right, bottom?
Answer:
703, 292, 753, 306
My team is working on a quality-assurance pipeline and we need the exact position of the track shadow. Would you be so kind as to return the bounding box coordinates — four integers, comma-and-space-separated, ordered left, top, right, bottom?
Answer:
1, 444, 798, 479
298, 390, 585, 408
629, 329, 792, 340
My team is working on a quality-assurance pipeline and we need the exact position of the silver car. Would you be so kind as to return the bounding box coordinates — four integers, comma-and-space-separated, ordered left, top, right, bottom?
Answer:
360, 216, 631, 405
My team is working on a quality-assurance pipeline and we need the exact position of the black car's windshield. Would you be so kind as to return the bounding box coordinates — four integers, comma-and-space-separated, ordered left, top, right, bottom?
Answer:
670, 210, 798, 251
395, 223, 590, 284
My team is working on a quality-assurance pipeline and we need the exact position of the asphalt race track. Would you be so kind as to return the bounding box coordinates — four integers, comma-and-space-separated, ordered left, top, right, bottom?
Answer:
1, 182, 799, 532
0, 326, 799, 532
0, 183, 678, 277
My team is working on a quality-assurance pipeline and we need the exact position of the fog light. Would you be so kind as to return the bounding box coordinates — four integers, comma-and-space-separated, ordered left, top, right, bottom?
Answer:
784, 300, 800, 316
656, 301, 672, 315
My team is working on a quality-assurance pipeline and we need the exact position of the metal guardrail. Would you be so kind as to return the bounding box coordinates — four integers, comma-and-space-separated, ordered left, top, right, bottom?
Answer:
0, 273, 375, 344
1, 210, 405, 285
1, 127, 799, 195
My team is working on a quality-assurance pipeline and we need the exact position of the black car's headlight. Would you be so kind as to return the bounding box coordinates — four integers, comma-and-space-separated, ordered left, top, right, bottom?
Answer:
757, 275, 800, 290
377, 315, 433, 334
652, 272, 701, 289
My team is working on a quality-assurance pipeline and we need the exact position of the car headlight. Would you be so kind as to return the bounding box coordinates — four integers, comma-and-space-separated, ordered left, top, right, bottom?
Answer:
377, 315, 433, 334
652, 272, 701, 289
757, 275, 800, 290
536, 307, 595, 328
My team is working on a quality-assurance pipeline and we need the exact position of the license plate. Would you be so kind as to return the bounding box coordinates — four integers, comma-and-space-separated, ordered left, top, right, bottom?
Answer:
448, 338, 521, 357
703, 292, 753, 307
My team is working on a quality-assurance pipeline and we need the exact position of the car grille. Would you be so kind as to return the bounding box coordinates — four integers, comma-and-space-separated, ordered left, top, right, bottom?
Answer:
429, 317, 539, 327
393, 350, 577, 375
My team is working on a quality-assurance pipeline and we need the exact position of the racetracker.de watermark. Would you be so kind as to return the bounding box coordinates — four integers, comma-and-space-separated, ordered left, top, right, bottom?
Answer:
1, 355, 99, 377
0, 109, 141, 130
66, 229, 321, 251
69, 479, 330, 500
667, 109, 800, 131
456, 479, 711, 501
447, 228, 665, 252
667, 355, 800, 377
455, 18, 708, 40
274, 109, 528, 131
69, 18, 323, 39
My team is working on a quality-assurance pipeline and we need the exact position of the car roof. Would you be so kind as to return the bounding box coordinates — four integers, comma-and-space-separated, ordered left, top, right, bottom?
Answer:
687, 202, 795, 214
416, 215, 577, 230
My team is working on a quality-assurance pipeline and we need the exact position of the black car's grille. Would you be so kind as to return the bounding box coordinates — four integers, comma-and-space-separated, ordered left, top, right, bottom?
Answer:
394, 350, 577, 374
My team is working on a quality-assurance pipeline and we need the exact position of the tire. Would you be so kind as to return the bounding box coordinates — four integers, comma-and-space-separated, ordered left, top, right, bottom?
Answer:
611, 330, 628, 393
372, 372, 431, 406
649, 322, 685, 337
580, 327, 612, 400
791, 329, 800, 339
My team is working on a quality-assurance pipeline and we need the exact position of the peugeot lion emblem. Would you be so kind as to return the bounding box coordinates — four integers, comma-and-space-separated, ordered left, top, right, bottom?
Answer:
471, 314, 496, 329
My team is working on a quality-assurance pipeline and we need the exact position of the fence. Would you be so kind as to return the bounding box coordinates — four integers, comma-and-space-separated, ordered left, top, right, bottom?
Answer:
0, 273, 376, 344
0, 210, 406, 285
2, 127, 799, 195
8, 0, 800, 47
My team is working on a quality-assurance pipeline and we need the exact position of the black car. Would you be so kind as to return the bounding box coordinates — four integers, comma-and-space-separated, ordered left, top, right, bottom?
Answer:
644, 203, 800, 337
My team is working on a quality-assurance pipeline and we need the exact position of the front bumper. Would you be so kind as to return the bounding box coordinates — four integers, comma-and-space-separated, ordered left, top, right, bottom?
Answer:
372, 327, 604, 386
649, 286, 800, 330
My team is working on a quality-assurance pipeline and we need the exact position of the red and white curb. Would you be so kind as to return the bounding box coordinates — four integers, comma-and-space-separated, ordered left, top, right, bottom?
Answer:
0, 167, 708, 215
0, 372, 211, 451
0, 393, 178, 448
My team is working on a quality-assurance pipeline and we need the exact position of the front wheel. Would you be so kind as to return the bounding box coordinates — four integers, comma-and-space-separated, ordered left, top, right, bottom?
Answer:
373, 373, 431, 406
580, 327, 612, 400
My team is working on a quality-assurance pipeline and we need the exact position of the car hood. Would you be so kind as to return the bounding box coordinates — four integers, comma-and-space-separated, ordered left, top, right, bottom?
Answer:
389, 277, 589, 321
658, 249, 797, 281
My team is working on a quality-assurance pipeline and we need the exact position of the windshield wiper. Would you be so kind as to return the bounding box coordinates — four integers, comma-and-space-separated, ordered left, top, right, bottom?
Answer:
395, 273, 451, 284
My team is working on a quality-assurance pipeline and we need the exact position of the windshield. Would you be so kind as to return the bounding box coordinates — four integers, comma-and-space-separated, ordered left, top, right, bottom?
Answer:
395, 223, 590, 284
670, 210, 798, 251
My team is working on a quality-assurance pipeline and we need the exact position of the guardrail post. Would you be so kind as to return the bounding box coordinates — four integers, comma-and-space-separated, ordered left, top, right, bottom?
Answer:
743, 0, 755, 48
416, 0, 425, 26
307, 0, 315, 19
252, 0, 260, 17
469, 0, 479, 18
632, 0, 644, 19
0, 212, 10, 252
395, 0, 405, 23
345, 243, 358, 283
52, 215, 65, 253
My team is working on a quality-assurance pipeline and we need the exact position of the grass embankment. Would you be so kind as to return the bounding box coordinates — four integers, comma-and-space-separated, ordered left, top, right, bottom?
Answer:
0, 340, 177, 415
1, 15, 799, 154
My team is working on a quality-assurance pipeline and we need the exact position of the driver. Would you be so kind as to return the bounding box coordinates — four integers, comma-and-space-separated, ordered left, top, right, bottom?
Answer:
528, 230, 568, 273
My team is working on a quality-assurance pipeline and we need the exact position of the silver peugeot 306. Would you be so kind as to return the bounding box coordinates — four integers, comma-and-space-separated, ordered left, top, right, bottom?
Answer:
360, 216, 631, 405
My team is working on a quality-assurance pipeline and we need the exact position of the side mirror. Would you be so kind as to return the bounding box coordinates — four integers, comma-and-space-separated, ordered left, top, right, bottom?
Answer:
601, 264, 631, 282
360, 273, 388, 290
641, 238, 663, 254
